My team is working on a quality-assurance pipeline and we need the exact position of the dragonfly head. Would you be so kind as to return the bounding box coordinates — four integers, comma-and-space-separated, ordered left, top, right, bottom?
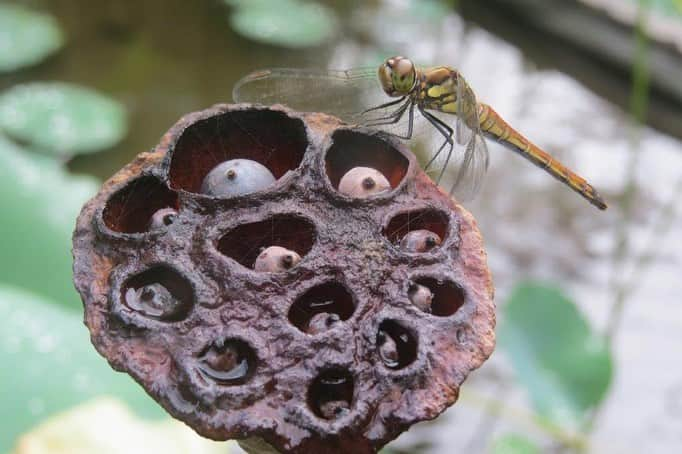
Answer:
378, 56, 417, 97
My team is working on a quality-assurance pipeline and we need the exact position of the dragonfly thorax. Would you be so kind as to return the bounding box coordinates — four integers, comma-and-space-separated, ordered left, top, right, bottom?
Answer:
378, 56, 417, 97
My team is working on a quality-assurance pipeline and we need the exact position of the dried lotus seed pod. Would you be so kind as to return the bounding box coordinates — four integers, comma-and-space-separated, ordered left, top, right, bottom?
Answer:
201, 158, 275, 197
338, 166, 390, 198
253, 246, 301, 272
408, 282, 434, 313
400, 229, 442, 252
73, 104, 495, 454
148, 207, 178, 230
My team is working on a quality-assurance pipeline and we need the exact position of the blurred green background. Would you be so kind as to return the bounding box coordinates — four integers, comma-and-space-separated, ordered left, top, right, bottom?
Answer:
1, 0, 681, 453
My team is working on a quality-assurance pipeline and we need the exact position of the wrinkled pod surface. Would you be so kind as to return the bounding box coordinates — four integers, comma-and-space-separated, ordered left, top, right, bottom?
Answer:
72, 103, 495, 454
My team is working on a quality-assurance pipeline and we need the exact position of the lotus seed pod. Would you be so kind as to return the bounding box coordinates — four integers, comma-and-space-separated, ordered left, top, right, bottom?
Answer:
73, 104, 495, 454
400, 229, 442, 253
253, 246, 301, 272
408, 282, 434, 313
201, 159, 275, 197
148, 207, 178, 230
338, 166, 390, 198
307, 312, 341, 335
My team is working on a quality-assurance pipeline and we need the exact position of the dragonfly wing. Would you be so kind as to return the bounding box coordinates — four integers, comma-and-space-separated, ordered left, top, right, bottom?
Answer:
418, 108, 490, 201
233, 67, 391, 124
450, 132, 490, 200
454, 73, 477, 146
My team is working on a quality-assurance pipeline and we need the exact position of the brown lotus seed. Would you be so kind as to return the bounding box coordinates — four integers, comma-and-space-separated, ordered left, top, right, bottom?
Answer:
408, 282, 434, 313
125, 283, 184, 320
377, 331, 400, 368
307, 312, 341, 335
400, 229, 442, 253
338, 166, 390, 198
319, 400, 350, 419
204, 343, 239, 372
198, 341, 252, 384
148, 207, 178, 230
253, 246, 302, 272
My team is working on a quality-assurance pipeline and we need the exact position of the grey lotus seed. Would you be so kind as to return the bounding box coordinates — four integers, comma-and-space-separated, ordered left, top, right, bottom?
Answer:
338, 166, 390, 198
201, 159, 276, 197
253, 246, 301, 272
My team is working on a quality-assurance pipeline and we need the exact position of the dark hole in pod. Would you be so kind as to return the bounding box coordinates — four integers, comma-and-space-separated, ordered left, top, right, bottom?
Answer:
412, 277, 465, 317
377, 320, 418, 369
121, 266, 194, 321
288, 282, 355, 334
216, 215, 316, 269
102, 176, 178, 233
168, 109, 307, 193
325, 129, 409, 192
308, 369, 354, 420
383, 208, 449, 248
198, 339, 256, 386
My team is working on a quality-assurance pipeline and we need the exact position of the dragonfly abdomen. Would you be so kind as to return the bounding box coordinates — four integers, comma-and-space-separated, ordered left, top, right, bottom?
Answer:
477, 103, 607, 210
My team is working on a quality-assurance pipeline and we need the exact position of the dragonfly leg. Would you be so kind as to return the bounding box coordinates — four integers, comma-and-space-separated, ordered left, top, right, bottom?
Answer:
364, 102, 415, 140
363, 99, 410, 125
420, 109, 454, 183
361, 96, 406, 115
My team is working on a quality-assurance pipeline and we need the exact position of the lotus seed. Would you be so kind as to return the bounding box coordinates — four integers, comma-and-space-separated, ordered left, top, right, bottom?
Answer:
307, 312, 341, 335
338, 166, 390, 198
201, 159, 275, 197
254, 246, 302, 272
148, 207, 178, 230
377, 331, 400, 368
408, 282, 434, 313
400, 229, 442, 252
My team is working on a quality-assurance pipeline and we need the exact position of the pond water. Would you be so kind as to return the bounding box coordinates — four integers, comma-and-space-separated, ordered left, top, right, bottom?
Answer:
7, 0, 681, 452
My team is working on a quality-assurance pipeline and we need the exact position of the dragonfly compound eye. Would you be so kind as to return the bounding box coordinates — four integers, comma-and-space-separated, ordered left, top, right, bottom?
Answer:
391, 57, 416, 94
73, 103, 495, 454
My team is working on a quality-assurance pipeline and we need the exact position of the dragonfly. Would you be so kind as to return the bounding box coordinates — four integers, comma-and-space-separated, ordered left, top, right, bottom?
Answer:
233, 56, 607, 210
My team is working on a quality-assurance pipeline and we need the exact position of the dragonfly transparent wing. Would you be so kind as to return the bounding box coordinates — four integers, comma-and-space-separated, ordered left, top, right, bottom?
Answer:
420, 108, 490, 201
233, 67, 386, 123
455, 73, 476, 146
233, 66, 436, 146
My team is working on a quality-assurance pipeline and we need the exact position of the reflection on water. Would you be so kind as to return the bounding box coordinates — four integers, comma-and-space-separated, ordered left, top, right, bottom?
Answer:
9, 1, 682, 453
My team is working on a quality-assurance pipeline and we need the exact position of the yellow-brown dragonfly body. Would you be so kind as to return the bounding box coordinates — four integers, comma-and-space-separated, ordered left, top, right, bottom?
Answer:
233, 56, 607, 210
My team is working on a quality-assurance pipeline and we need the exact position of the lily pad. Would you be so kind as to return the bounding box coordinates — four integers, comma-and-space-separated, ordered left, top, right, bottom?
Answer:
229, 0, 337, 48
0, 4, 64, 73
10, 398, 225, 454
0, 82, 127, 156
0, 134, 97, 309
498, 283, 613, 429
490, 434, 540, 454
0, 284, 164, 453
